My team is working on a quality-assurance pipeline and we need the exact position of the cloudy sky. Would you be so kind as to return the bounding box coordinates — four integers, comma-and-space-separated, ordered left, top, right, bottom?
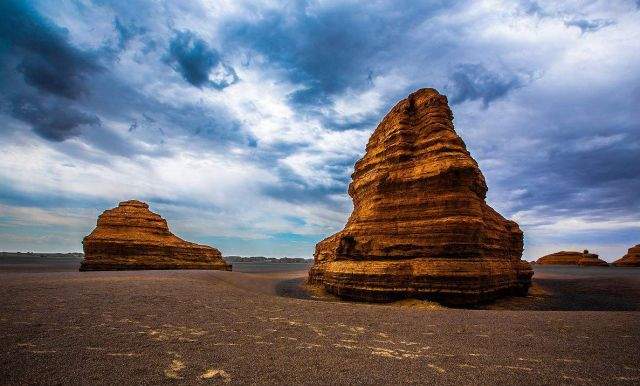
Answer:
0, 0, 638, 260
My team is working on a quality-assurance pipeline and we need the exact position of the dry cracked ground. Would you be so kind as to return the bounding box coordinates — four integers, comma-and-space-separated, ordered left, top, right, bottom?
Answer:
1, 259, 639, 385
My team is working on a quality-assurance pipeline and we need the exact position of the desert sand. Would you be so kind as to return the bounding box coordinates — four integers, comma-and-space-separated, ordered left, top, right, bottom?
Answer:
1, 256, 639, 384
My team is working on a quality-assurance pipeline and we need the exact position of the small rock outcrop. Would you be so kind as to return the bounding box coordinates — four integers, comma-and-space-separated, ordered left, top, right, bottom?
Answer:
536, 250, 609, 266
80, 200, 231, 271
613, 245, 640, 267
308, 88, 533, 304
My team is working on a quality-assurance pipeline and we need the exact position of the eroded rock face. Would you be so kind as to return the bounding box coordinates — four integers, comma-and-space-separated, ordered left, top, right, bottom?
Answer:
613, 245, 640, 267
80, 200, 231, 271
308, 88, 533, 304
536, 250, 609, 267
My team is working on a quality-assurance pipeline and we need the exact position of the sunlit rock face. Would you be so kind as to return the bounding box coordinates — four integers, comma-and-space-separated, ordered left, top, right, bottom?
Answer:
536, 250, 609, 266
613, 245, 640, 267
308, 88, 533, 304
80, 200, 231, 271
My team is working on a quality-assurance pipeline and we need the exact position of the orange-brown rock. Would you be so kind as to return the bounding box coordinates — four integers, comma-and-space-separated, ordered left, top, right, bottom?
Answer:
308, 88, 533, 304
80, 200, 231, 271
613, 245, 640, 267
536, 250, 609, 266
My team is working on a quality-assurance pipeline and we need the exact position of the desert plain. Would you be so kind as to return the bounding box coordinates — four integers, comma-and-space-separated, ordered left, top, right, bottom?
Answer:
1, 255, 639, 385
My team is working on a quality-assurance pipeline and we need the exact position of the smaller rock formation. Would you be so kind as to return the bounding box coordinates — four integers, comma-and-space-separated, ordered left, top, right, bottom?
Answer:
613, 245, 640, 267
536, 250, 609, 267
80, 200, 231, 271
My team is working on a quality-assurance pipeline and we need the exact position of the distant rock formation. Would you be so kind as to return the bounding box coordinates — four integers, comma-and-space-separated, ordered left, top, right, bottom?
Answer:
536, 250, 609, 266
80, 200, 231, 271
613, 245, 640, 267
224, 256, 311, 263
308, 88, 533, 304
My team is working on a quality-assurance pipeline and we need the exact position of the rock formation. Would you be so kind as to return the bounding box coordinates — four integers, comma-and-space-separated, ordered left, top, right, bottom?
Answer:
308, 88, 533, 304
613, 245, 640, 267
536, 250, 609, 266
80, 200, 231, 271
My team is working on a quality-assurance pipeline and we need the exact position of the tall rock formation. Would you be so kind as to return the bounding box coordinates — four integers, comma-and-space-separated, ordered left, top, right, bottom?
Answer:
536, 250, 609, 266
613, 245, 640, 267
308, 88, 533, 304
80, 200, 231, 271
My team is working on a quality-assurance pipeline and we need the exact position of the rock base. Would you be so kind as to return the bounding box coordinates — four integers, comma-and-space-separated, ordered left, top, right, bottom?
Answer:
309, 259, 531, 305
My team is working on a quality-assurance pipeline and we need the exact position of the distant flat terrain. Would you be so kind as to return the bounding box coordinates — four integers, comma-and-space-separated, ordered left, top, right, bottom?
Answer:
1, 257, 639, 384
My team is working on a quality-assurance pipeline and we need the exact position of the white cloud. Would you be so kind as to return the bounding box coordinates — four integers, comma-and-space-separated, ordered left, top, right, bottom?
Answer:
572, 134, 626, 152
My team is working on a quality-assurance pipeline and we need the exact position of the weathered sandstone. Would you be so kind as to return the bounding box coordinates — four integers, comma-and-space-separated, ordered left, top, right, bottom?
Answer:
536, 250, 609, 267
308, 88, 533, 304
80, 200, 231, 271
613, 245, 640, 267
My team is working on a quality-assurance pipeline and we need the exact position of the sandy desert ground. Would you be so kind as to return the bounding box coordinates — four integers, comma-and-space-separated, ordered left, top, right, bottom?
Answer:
1, 257, 639, 385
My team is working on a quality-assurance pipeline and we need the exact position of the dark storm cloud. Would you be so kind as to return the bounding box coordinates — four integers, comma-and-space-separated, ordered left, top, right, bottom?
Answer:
164, 30, 238, 89
0, 0, 107, 144
522, 134, 640, 215
478, 99, 640, 225
448, 64, 527, 107
0, 1, 245, 153
6, 96, 100, 141
0, 0, 103, 100
223, 1, 453, 108
564, 18, 616, 33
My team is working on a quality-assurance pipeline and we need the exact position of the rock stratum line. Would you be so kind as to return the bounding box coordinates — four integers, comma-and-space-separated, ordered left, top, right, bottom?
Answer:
80, 200, 231, 271
308, 88, 532, 304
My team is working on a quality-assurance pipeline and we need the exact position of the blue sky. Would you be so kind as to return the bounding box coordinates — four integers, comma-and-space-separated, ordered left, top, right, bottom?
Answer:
0, 0, 638, 260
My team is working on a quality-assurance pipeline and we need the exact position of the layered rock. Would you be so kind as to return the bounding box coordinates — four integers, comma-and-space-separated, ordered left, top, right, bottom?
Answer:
613, 245, 640, 267
536, 250, 609, 267
80, 200, 231, 271
308, 88, 533, 304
